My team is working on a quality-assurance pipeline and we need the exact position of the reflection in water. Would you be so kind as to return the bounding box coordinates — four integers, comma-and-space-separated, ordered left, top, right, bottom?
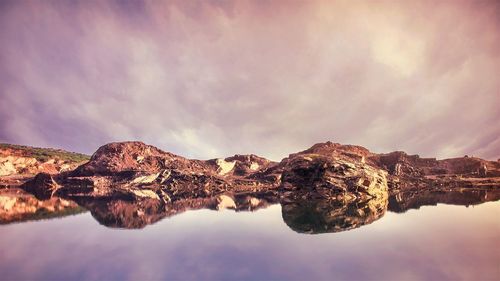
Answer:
388, 189, 500, 213
0, 188, 86, 224
72, 193, 280, 229
75, 198, 166, 229
281, 196, 387, 234
0, 189, 499, 281
77, 189, 499, 233
3, 188, 499, 234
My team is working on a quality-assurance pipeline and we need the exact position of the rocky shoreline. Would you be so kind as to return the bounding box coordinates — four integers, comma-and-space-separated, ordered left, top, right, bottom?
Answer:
18, 141, 500, 202
1, 141, 499, 230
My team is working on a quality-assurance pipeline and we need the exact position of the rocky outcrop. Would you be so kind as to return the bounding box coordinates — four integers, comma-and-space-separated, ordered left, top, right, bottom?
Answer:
39, 142, 280, 203
72, 141, 206, 176
2, 140, 499, 232
370, 151, 500, 190
218, 154, 274, 176
8, 140, 497, 216
0, 144, 89, 187
0, 155, 73, 177
279, 151, 388, 201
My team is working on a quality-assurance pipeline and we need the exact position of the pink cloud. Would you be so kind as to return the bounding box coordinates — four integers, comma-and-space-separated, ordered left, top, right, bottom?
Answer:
0, 0, 499, 160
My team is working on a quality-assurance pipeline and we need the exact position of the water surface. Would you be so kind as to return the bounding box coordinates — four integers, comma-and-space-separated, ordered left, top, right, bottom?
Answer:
1, 190, 499, 281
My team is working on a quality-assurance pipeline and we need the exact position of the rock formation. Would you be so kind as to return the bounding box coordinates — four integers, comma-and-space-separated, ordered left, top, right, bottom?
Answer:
0, 143, 89, 186
10, 141, 499, 204
0, 140, 498, 230
279, 143, 389, 201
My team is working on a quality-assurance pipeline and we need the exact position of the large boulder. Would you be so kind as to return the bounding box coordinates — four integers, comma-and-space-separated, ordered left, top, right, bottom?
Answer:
280, 152, 388, 201
73, 141, 174, 176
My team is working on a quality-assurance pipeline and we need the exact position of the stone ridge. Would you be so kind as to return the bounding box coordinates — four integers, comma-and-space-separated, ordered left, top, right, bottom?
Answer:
15, 141, 499, 206
0, 140, 497, 230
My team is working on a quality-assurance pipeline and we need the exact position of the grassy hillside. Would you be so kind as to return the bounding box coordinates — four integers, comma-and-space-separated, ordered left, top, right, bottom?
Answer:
0, 143, 90, 163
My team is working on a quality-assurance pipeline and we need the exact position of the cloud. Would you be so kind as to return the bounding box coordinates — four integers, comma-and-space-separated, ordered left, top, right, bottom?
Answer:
0, 0, 499, 160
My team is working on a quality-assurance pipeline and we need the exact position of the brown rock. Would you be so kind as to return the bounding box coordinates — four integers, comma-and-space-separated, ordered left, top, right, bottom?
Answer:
16, 140, 500, 205
21, 173, 60, 200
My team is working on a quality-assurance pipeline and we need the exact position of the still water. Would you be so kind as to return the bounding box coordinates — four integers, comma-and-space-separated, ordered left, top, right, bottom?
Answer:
1, 191, 499, 281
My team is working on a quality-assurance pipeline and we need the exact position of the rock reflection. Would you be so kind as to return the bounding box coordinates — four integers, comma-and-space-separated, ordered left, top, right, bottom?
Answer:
388, 189, 500, 213
70, 192, 391, 232
72, 192, 280, 229
74, 197, 166, 229
0, 188, 86, 224
2, 187, 500, 232
281, 196, 388, 234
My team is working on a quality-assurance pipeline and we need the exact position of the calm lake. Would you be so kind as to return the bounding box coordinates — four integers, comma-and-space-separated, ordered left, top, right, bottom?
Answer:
1, 191, 499, 281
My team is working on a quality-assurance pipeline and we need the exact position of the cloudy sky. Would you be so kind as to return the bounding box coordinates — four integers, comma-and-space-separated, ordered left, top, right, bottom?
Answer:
1, 0, 499, 161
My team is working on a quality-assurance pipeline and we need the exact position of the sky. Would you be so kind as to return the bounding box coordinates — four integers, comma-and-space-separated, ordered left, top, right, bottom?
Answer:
0, 0, 499, 161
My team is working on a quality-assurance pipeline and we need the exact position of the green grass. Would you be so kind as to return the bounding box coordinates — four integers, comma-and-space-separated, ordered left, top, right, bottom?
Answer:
0, 143, 90, 163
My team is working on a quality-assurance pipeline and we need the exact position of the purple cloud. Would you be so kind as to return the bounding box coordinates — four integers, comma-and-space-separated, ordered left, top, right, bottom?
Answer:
1, 0, 499, 160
